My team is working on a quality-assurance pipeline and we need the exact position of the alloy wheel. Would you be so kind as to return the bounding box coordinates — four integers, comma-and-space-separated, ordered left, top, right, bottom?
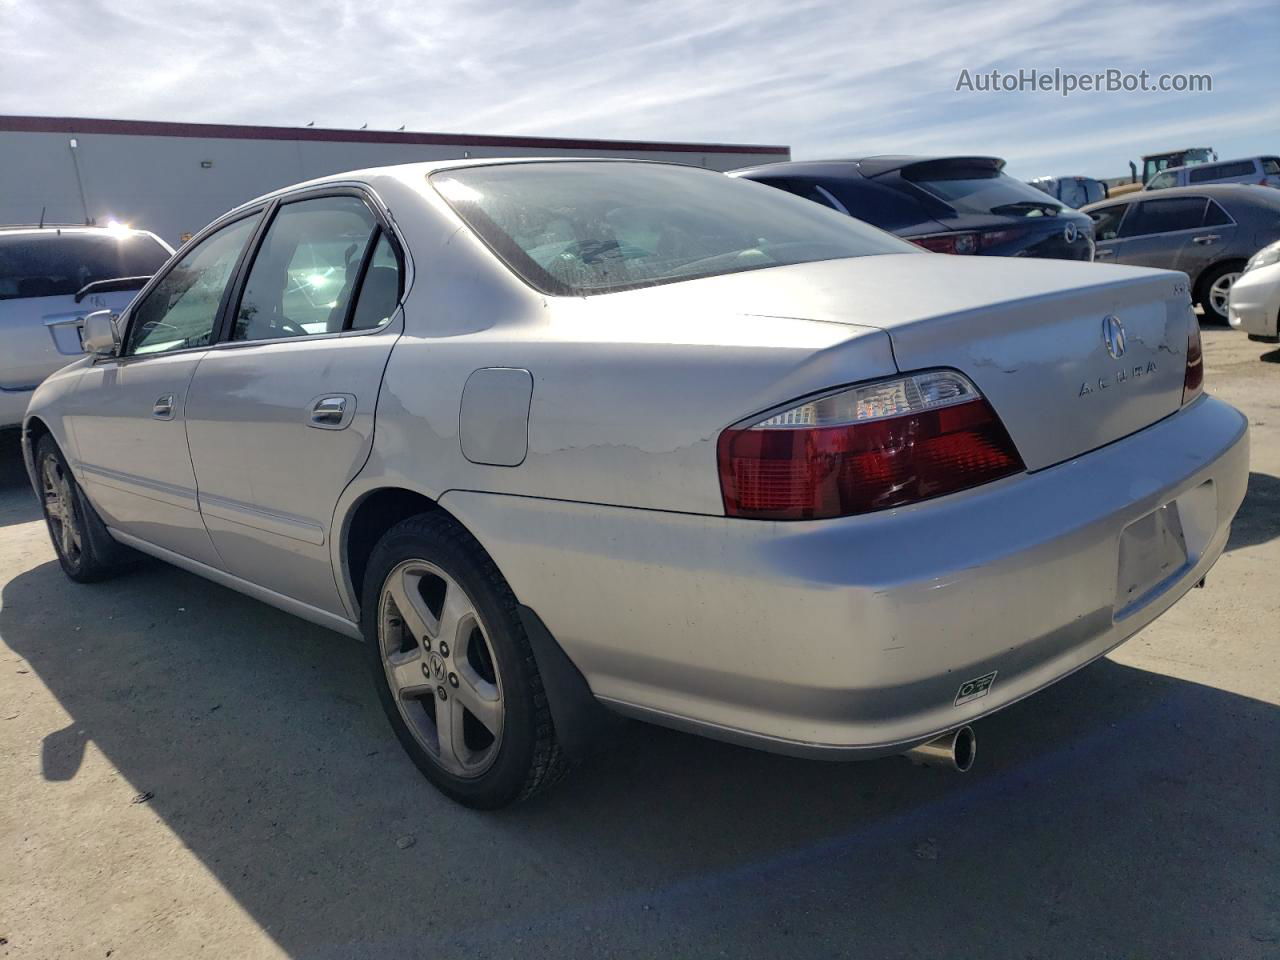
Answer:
378, 559, 504, 777
1208, 271, 1240, 318
42, 456, 82, 564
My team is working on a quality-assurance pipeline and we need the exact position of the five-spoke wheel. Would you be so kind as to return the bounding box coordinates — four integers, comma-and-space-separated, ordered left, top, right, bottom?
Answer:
379, 559, 504, 778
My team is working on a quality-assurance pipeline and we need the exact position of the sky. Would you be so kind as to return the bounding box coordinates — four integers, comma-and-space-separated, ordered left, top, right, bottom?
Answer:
1, 0, 1276, 180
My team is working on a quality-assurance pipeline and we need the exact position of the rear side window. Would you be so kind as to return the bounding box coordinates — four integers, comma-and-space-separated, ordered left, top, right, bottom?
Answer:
1120, 197, 1208, 237
0, 232, 170, 301
1189, 161, 1256, 182
819, 179, 932, 231
1262, 157, 1280, 175
1203, 201, 1233, 226
350, 233, 403, 330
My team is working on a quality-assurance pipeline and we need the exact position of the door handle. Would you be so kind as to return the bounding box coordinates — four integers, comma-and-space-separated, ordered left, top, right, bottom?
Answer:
309, 395, 352, 429
1192, 235, 1220, 245
1095, 248, 1115, 259
152, 394, 175, 420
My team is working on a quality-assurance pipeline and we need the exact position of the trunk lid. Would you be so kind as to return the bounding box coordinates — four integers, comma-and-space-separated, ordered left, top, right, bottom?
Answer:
610, 254, 1193, 471
0, 289, 138, 389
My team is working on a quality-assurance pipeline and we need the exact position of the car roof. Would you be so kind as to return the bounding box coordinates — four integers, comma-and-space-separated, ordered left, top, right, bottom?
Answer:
0, 224, 154, 237
1157, 156, 1269, 175
730, 155, 1005, 179
1081, 183, 1280, 214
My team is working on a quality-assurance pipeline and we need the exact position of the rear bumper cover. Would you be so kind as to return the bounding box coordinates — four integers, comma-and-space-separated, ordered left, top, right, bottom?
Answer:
441, 395, 1248, 758
0, 385, 35, 429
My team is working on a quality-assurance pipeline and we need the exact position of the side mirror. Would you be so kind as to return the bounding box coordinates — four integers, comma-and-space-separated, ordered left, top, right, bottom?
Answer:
81, 310, 120, 356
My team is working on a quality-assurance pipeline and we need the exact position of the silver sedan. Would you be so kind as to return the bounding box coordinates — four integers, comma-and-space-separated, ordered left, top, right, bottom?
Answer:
22, 160, 1249, 807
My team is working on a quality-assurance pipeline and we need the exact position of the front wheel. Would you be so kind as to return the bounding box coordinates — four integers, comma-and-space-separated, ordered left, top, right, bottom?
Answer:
35, 435, 128, 583
361, 513, 565, 808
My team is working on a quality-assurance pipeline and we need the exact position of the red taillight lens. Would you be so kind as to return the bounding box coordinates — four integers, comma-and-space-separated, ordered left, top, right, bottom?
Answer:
910, 232, 978, 255
1183, 320, 1204, 403
718, 372, 1025, 520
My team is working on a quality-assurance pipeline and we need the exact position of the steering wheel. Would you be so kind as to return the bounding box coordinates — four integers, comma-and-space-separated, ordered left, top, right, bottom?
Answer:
274, 315, 308, 338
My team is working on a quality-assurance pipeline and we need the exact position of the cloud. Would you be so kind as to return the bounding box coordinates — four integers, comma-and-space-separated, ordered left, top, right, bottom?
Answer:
0, 0, 1271, 176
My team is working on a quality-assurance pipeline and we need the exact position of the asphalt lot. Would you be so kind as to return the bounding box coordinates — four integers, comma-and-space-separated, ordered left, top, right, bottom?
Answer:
1, 327, 1277, 960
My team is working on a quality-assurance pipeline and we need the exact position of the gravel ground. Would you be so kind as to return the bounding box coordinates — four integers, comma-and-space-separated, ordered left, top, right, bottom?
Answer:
1, 328, 1277, 960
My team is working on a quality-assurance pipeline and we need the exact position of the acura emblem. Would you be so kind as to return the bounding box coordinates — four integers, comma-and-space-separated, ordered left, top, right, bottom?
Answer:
1064, 222, 1078, 244
1102, 315, 1126, 359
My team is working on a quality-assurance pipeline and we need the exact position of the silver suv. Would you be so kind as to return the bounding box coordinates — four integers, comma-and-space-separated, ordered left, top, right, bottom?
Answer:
1, 225, 172, 428
1145, 156, 1280, 191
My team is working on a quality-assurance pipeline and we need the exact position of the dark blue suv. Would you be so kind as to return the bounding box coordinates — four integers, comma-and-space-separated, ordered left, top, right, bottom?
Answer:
732, 156, 1095, 261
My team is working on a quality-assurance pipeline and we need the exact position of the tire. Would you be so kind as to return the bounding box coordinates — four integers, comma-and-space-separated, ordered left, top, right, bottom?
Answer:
360, 512, 565, 808
34, 435, 129, 583
1196, 261, 1244, 324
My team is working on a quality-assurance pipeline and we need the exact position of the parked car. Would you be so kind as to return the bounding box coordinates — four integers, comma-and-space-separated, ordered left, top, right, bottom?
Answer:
1028, 175, 1108, 208
1228, 239, 1280, 342
1, 225, 172, 429
732, 156, 1095, 259
1082, 184, 1280, 322
23, 160, 1247, 808
1145, 155, 1280, 191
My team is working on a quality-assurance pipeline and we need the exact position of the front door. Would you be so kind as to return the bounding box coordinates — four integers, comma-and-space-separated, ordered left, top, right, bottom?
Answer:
70, 212, 263, 565
183, 192, 405, 616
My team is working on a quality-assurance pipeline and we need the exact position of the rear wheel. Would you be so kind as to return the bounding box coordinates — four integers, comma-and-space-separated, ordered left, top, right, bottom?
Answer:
35, 435, 128, 582
361, 513, 565, 808
1197, 262, 1243, 323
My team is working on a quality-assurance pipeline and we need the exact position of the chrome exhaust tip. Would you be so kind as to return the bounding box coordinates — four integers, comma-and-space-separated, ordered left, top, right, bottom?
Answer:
902, 726, 976, 773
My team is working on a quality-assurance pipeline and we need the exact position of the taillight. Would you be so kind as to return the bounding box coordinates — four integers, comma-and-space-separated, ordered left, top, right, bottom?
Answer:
910, 232, 978, 255
910, 229, 1027, 254
717, 370, 1025, 520
1183, 320, 1204, 403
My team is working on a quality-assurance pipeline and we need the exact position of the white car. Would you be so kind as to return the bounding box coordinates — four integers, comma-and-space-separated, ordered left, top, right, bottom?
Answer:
1228, 240, 1280, 342
1, 225, 173, 428
22, 160, 1248, 808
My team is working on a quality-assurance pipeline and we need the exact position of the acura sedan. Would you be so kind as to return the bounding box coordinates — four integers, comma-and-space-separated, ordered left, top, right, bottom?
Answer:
23, 160, 1248, 808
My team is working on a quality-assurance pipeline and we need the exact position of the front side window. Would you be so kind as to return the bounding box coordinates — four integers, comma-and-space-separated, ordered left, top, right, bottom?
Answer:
124, 214, 261, 356
0, 232, 170, 301
1146, 172, 1178, 191
1087, 204, 1129, 241
1121, 198, 1208, 237
1262, 158, 1280, 176
432, 162, 914, 297
233, 195, 380, 341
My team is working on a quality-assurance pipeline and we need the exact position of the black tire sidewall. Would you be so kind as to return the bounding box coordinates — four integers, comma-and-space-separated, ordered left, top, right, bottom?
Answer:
360, 517, 544, 809
1197, 262, 1241, 323
35, 436, 89, 580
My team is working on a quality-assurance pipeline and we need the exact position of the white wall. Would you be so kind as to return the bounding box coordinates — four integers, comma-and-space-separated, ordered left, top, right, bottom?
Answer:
0, 129, 787, 243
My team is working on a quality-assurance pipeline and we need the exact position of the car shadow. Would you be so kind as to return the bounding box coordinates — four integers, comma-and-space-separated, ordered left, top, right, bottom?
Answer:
3, 560, 1276, 959
1260, 346, 1280, 364
0, 429, 41, 528
1227, 472, 1280, 552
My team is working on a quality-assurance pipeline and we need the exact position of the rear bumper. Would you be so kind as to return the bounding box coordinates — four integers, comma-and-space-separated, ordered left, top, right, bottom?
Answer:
0, 385, 35, 429
1228, 264, 1280, 340
441, 395, 1249, 758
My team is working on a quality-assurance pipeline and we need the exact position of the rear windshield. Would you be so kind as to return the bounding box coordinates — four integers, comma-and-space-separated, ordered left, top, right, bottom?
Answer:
431, 162, 915, 296
0, 232, 170, 301
907, 165, 1067, 218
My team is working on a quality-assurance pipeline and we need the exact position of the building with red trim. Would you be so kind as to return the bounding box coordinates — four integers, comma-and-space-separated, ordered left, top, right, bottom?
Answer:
0, 115, 790, 242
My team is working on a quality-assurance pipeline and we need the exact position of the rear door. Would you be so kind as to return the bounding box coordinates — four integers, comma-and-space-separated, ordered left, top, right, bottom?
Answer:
1101, 196, 1233, 278
183, 189, 405, 617
68, 212, 263, 565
